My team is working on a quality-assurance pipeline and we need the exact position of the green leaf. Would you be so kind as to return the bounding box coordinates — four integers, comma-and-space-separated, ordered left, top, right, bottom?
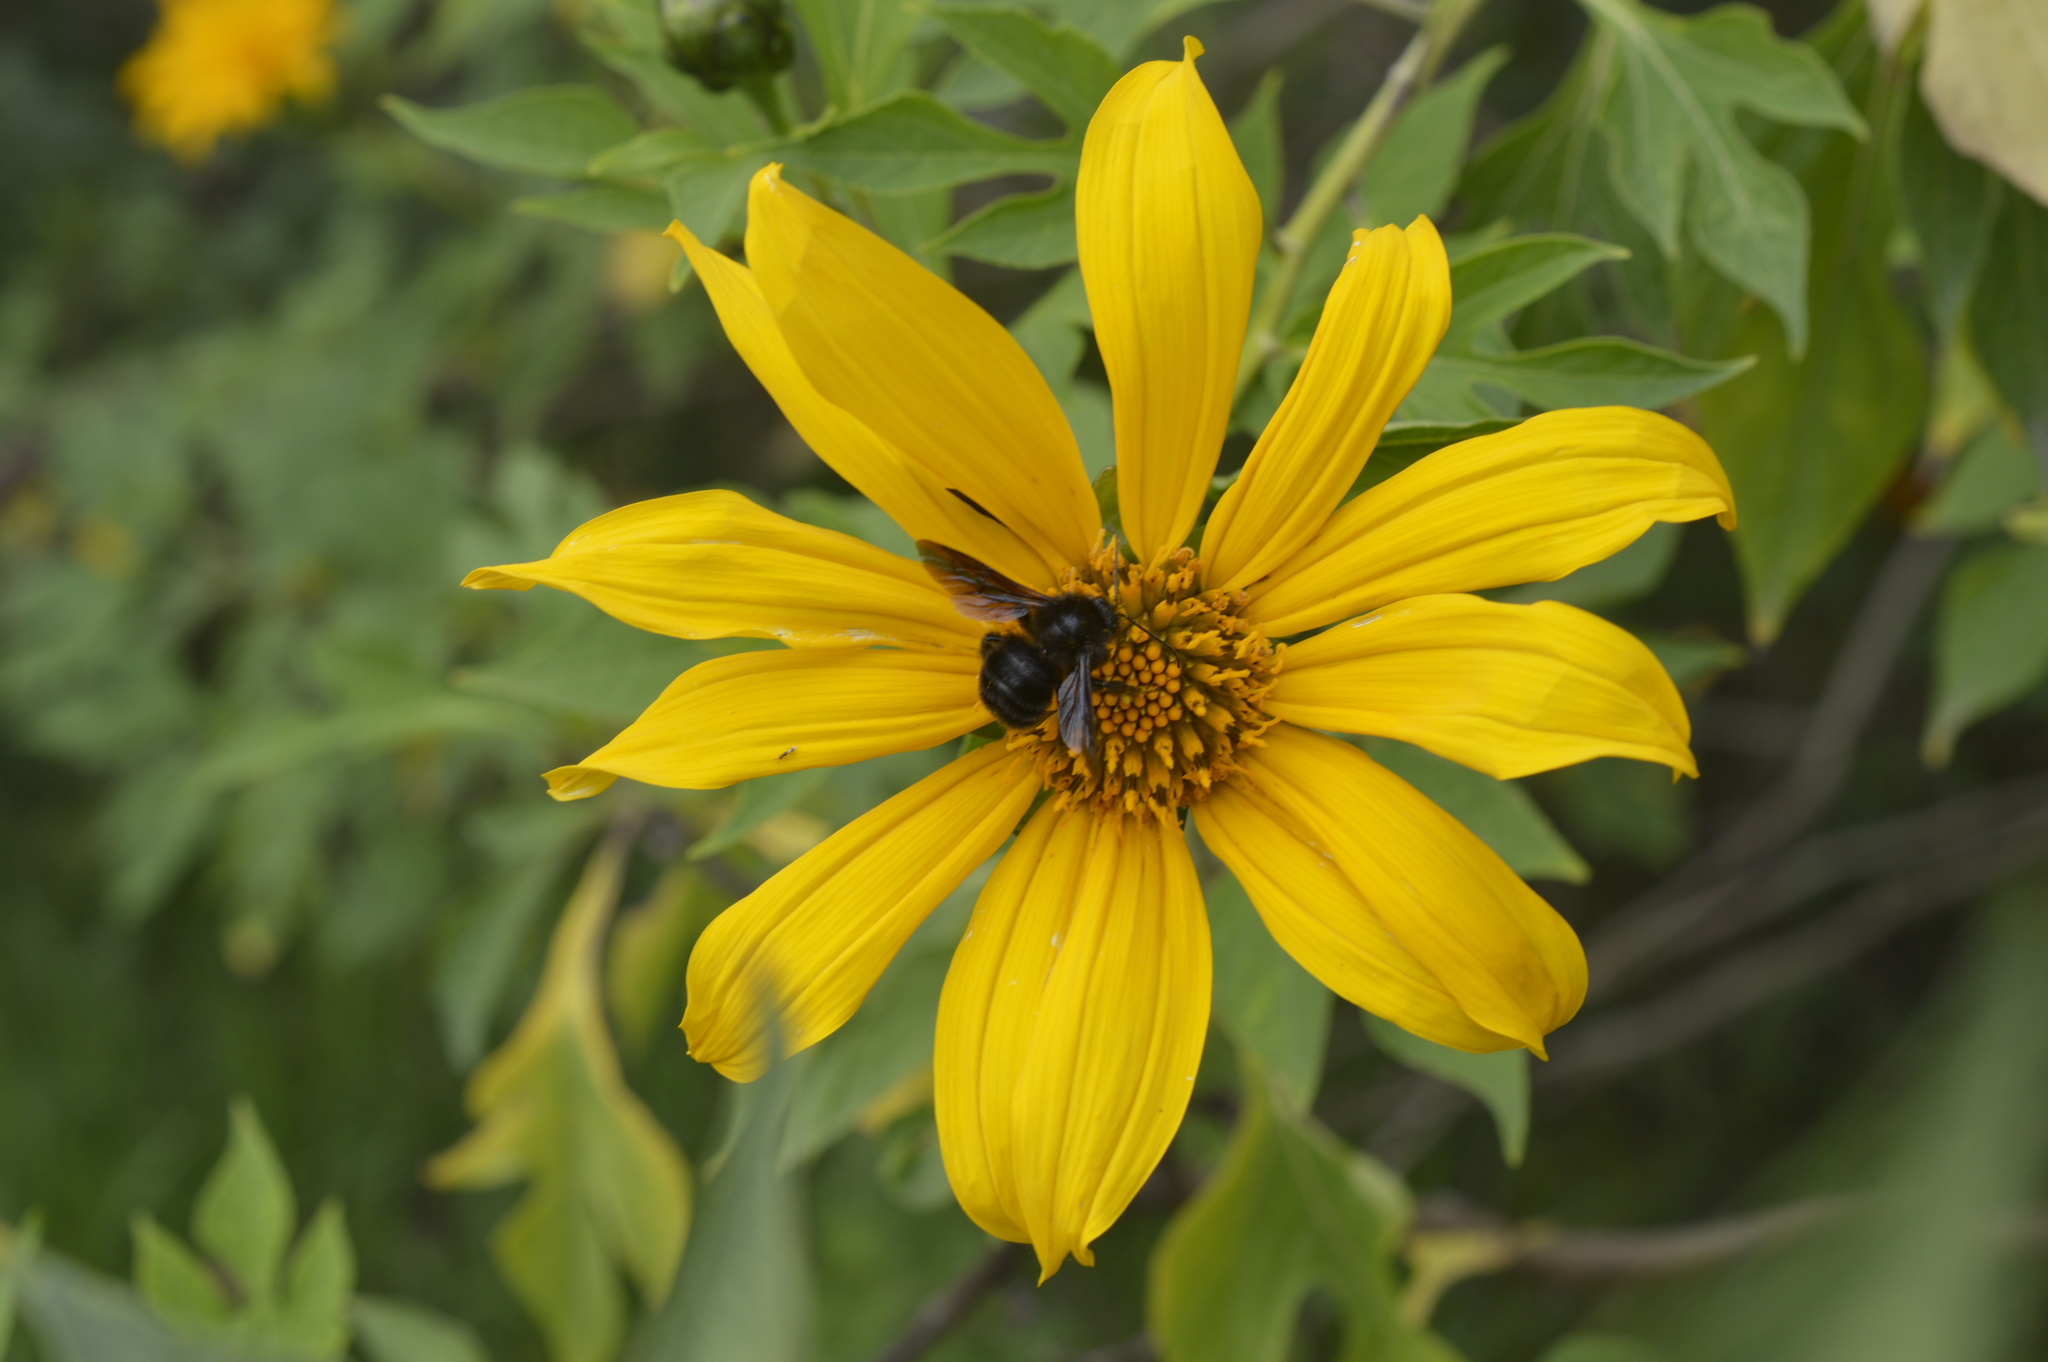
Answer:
192, 1099, 296, 1307
628, 1063, 811, 1362
606, 864, 724, 1054
1010, 265, 1092, 396
792, 0, 920, 113
513, 185, 674, 234
928, 3, 1119, 133
18, 1249, 268, 1362
1639, 630, 1748, 689
1898, 85, 2001, 337
351, 1297, 490, 1362
1229, 70, 1285, 224
1400, 233, 1749, 420
1147, 1078, 1456, 1362
381, 88, 642, 180
271, 1202, 352, 1360
587, 128, 720, 179
578, 12, 766, 148
666, 153, 768, 249
1537, 757, 1692, 871
1535, 1336, 1669, 1362
862, 186, 953, 268
130, 1217, 232, 1333
450, 588, 730, 729
689, 770, 827, 862
1359, 47, 1509, 229
1361, 738, 1590, 885
1042, 0, 1208, 59
1371, 419, 1521, 462
928, 183, 1077, 268
1695, 38, 1924, 641
1366, 1016, 1531, 1167
779, 941, 949, 1168
1577, 0, 1865, 354
783, 90, 1073, 192
1205, 871, 1330, 1115
1915, 421, 2042, 535
1441, 234, 1631, 351
1924, 541, 2048, 765
1969, 185, 2048, 457
427, 836, 692, 1362
1420, 337, 1752, 417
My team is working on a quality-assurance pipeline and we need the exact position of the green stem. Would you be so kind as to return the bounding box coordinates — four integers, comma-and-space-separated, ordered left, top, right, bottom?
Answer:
1234, 29, 1430, 399
1232, 0, 1488, 400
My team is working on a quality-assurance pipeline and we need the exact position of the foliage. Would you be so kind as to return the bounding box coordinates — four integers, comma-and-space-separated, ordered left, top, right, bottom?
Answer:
6, 0, 2048, 1360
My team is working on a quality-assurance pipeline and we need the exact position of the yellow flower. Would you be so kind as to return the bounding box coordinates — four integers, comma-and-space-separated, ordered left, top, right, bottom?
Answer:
465, 40, 1735, 1279
119, 0, 340, 163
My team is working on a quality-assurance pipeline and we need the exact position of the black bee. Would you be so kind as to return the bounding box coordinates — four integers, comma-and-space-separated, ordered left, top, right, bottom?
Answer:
917, 540, 1117, 758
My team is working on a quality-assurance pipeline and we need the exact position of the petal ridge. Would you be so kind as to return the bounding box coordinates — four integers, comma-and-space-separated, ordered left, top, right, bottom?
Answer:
465, 488, 985, 652
682, 742, 1039, 1080
1246, 406, 1736, 636
545, 648, 985, 797
1268, 593, 1697, 779
1078, 42, 1262, 559
935, 806, 1210, 1277
1202, 217, 1450, 590
741, 172, 1099, 580
672, 223, 1059, 589
1196, 725, 1585, 1054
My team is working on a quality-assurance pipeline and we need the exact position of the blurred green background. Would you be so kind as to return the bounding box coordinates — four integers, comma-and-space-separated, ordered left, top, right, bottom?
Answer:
4, 0, 2047, 1360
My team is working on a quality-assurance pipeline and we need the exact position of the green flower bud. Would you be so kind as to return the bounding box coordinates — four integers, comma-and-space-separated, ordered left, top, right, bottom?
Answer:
660, 0, 795, 93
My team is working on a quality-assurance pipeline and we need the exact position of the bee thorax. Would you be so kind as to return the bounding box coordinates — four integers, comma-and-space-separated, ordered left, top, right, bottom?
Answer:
1008, 542, 1281, 822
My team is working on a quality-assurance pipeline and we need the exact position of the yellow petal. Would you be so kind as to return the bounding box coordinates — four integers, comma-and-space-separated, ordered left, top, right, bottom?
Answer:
740, 171, 1099, 581
935, 805, 1209, 1279
683, 742, 1040, 1081
669, 223, 1057, 590
1195, 725, 1585, 1055
1201, 219, 1450, 591
543, 649, 984, 798
1268, 593, 1696, 779
463, 489, 985, 652
1077, 37, 1262, 560
1246, 407, 1737, 637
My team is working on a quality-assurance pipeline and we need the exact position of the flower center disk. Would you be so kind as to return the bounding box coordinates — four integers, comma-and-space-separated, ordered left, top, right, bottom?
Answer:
1014, 543, 1282, 820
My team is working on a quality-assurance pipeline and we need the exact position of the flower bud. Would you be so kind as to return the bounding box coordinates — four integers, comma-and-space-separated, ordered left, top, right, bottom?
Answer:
660, 0, 795, 93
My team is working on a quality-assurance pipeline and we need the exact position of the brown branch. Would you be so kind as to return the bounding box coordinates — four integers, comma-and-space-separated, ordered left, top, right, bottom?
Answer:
867, 1242, 1025, 1362
1409, 1193, 1863, 1287
1549, 822, 2048, 1084
1586, 780, 2048, 999
1592, 533, 1956, 975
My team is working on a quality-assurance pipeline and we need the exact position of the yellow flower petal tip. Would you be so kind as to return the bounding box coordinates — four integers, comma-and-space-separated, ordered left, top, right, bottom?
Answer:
460, 565, 535, 591
1181, 35, 1205, 59
543, 766, 617, 801
118, 0, 340, 163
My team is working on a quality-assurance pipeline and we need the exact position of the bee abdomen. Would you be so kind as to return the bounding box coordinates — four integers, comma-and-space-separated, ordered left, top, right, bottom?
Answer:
979, 634, 1059, 730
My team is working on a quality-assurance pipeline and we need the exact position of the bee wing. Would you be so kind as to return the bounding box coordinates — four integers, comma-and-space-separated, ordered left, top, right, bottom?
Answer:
1056, 662, 1097, 759
916, 540, 1050, 623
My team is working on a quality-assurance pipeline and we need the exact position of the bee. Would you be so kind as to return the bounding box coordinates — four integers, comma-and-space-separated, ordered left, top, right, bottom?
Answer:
917, 541, 1117, 758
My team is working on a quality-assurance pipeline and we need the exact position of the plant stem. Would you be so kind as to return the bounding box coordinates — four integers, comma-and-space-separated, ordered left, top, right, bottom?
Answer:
1233, 29, 1430, 399
1232, 0, 1488, 400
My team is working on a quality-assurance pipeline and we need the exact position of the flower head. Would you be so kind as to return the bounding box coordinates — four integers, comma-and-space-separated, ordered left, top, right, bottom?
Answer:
119, 0, 340, 163
465, 39, 1735, 1279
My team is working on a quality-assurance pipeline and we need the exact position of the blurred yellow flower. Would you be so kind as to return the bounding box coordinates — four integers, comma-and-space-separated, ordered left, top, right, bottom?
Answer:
119, 0, 339, 162
467, 39, 1736, 1278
